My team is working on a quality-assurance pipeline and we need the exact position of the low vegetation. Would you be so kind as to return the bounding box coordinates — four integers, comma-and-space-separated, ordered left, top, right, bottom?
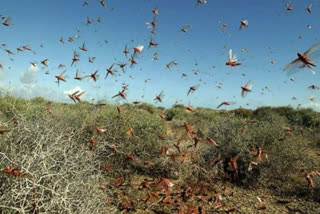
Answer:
0, 95, 319, 213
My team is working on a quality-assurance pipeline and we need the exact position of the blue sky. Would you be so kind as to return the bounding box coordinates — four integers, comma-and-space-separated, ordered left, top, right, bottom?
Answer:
0, 0, 319, 110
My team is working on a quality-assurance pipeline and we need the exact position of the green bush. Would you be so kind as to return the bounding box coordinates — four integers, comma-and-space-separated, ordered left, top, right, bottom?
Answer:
231, 108, 254, 118
199, 114, 313, 189
164, 105, 188, 121
136, 102, 158, 114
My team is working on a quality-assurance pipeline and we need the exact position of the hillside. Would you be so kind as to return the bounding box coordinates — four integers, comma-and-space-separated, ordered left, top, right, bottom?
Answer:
0, 95, 319, 213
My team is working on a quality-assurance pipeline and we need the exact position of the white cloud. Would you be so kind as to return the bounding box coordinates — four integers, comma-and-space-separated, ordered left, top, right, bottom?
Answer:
0, 81, 92, 103
300, 102, 320, 112
19, 64, 40, 84
28, 64, 39, 73
63, 86, 85, 98
0, 82, 64, 101
0, 69, 5, 80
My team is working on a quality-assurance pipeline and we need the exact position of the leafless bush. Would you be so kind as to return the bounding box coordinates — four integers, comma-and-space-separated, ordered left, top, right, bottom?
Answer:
0, 101, 113, 213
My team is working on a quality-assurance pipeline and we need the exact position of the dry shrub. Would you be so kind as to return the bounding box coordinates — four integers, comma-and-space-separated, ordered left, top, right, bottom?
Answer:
0, 109, 108, 213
